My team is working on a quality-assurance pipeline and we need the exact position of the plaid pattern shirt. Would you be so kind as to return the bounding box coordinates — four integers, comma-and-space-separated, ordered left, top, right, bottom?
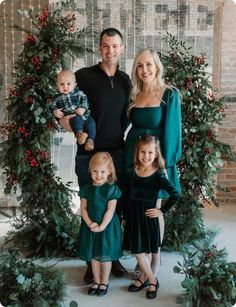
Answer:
52, 88, 90, 120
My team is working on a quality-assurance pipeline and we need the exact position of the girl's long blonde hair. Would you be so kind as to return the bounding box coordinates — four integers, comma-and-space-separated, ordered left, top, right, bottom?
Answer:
89, 152, 117, 183
128, 49, 166, 114
134, 135, 165, 170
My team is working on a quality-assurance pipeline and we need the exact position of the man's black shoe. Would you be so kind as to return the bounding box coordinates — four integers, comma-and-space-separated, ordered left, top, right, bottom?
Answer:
83, 262, 93, 284
111, 260, 128, 277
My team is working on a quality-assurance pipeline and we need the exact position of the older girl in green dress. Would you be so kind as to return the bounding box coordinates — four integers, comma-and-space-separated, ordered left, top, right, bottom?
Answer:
125, 49, 182, 277
123, 135, 180, 299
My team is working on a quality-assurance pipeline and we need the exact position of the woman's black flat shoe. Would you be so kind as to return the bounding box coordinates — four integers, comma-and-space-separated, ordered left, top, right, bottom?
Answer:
128, 279, 148, 292
88, 282, 99, 295
97, 283, 109, 296
146, 279, 159, 299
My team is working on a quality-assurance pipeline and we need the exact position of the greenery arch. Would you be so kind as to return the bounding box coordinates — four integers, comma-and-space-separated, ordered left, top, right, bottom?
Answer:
0, 6, 234, 257
0, 5, 90, 256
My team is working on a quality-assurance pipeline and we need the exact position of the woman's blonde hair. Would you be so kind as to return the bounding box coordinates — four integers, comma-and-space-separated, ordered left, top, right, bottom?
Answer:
89, 152, 117, 183
128, 49, 166, 114
134, 135, 165, 170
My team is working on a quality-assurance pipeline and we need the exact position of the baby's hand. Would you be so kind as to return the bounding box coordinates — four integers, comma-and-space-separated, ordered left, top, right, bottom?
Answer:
145, 208, 163, 218
89, 222, 99, 230
53, 108, 64, 118
75, 107, 85, 116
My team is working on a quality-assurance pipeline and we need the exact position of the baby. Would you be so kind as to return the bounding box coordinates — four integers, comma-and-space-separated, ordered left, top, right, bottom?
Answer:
52, 70, 96, 151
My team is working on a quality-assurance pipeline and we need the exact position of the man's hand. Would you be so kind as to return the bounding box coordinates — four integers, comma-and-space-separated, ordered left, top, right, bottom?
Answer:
59, 114, 75, 132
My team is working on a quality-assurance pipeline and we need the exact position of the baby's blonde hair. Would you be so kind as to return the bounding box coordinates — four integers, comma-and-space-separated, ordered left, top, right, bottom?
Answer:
56, 70, 76, 84
89, 152, 117, 184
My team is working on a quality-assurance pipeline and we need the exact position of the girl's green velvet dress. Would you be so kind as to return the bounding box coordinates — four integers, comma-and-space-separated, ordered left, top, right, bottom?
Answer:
125, 87, 182, 196
123, 169, 180, 254
76, 182, 122, 262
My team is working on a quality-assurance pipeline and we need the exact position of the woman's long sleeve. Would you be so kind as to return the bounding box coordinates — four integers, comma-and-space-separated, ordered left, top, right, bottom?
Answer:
162, 88, 182, 168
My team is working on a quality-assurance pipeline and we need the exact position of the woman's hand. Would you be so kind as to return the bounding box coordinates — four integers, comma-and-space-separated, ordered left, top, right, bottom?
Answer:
145, 208, 163, 218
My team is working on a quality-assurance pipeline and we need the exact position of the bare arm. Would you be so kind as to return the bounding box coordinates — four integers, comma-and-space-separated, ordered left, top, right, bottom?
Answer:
91, 199, 117, 233
80, 198, 98, 230
58, 114, 76, 132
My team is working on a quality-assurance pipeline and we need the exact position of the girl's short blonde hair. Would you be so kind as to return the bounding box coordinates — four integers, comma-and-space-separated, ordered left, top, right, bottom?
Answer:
89, 152, 117, 183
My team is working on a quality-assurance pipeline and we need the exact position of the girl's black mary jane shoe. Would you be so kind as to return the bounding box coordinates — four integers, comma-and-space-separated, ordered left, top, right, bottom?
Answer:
97, 283, 109, 296
88, 283, 99, 295
146, 279, 159, 299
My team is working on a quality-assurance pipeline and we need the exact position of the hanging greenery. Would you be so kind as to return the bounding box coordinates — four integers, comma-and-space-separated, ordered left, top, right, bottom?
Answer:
160, 34, 235, 250
0, 3, 91, 257
174, 229, 236, 306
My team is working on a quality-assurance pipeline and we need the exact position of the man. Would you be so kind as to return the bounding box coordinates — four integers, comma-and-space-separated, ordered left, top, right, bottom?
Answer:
61, 28, 131, 284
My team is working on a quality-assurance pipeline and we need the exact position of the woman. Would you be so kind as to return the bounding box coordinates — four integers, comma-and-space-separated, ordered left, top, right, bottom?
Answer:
125, 48, 182, 277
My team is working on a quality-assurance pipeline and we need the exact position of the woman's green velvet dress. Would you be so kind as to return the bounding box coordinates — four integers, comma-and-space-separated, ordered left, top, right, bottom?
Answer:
76, 182, 122, 262
125, 87, 182, 196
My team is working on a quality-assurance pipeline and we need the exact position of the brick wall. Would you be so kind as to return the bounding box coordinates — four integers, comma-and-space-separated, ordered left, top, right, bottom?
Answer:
215, 0, 236, 205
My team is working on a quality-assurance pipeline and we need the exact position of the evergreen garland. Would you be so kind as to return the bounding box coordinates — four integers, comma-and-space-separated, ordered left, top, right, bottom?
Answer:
0, 4, 91, 257
174, 229, 236, 306
0, 249, 67, 306
159, 34, 235, 250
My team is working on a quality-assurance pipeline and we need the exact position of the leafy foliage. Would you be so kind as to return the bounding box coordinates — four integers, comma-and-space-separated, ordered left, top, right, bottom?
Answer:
160, 34, 235, 249
0, 249, 67, 306
174, 229, 236, 306
0, 4, 90, 256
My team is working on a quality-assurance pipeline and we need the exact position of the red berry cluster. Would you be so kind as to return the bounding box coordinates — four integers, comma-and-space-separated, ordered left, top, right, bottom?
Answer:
39, 150, 49, 161
25, 96, 33, 104
9, 88, 19, 97
31, 56, 41, 70
26, 33, 36, 45
24, 150, 39, 167
38, 6, 49, 28
19, 126, 29, 138
185, 77, 192, 90
207, 130, 214, 139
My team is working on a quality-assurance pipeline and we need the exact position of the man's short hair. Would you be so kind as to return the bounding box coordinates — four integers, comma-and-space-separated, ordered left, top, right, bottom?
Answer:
100, 28, 124, 44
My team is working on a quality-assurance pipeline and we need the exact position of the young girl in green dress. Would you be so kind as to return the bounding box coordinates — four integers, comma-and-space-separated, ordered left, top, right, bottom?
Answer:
123, 135, 180, 299
76, 152, 122, 296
